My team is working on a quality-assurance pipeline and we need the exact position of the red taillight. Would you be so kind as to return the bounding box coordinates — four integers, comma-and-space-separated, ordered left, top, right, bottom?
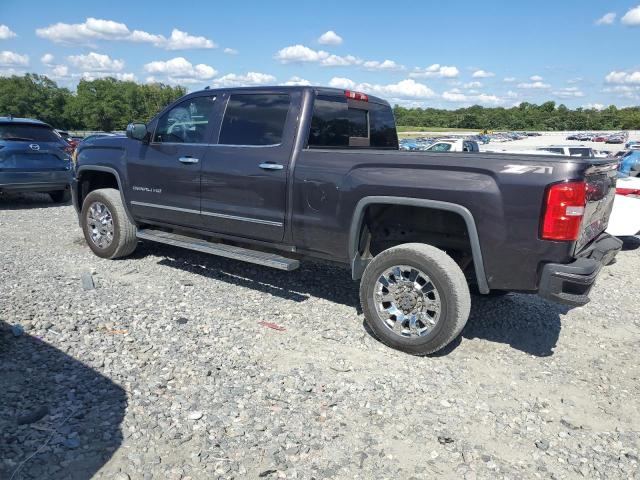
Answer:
345, 90, 368, 102
616, 187, 640, 197
541, 181, 586, 241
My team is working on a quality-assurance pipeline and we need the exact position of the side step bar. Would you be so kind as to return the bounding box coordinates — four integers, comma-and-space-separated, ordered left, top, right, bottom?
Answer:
136, 229, 300, 271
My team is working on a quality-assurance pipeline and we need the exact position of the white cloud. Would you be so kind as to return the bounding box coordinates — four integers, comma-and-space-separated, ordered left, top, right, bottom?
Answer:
274, 44, 401, 70
503, 77, 516, 82
329, 77, 435, 99
472, 69, 494, 78
41, 53, 55, 65
223, 47, 238, 55
80, 71, 138, 82
605, 70, 640, 84
36, 18, 216, 50
463, 81, 482, 88
164, 29, 216, 50
517, 81, 551, 89
362, 59, 404, 71
283, 76, 311, 86
144, 57, 217, 83
51, 65, 68, 77
357, 79, 436, 99
329, 77, 356, 89
410, 64, 459, 79
553, 87, 585, 98
275, 44, 329, 63
621, 5, 640, 26
67, 52, 124, 72
212, 71, 276, 87
318, 30, 343, 45
529, 75, 544, 81
0, 50, 29, 66
595, 12, 617, 25
583, 103, 605, 110
321, 54, 360, 67
0, 25, 17, 39
442, 89, 504, 106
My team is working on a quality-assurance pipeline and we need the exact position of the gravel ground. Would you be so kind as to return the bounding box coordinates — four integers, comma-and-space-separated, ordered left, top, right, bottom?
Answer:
1, 193, 639, 480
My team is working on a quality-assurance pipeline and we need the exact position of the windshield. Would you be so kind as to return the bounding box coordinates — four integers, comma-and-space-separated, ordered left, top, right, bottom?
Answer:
429, 142, 452, 152
0, 123, 62, 142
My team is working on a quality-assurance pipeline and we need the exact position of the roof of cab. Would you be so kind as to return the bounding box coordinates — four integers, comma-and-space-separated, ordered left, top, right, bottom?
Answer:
188, 85, 391, 106
0, 116, 50, 125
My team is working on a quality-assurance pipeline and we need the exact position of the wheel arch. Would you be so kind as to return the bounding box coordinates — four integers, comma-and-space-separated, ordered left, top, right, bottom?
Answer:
348, 196, 489, 294
76, 166, 135, 225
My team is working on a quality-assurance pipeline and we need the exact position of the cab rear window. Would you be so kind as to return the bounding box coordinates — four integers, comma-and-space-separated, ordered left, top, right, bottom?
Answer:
0, 123, 62, 142
308, 96, 398, 149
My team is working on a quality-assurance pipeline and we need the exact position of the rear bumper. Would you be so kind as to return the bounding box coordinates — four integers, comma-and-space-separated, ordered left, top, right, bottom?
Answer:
539, 233, 622, 306
0, 171, 72, 193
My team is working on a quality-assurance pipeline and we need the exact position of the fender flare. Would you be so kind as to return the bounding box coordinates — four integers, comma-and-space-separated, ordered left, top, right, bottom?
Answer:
75, 165, 136, 225
348, 196, 489, 294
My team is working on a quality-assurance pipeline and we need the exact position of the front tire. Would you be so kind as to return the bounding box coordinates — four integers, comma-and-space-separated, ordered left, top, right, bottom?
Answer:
81, 188, 137, 259
360, 243, 471, 355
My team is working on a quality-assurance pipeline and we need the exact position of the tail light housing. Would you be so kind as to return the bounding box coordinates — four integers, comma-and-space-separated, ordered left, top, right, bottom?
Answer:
541, 181, 586, 241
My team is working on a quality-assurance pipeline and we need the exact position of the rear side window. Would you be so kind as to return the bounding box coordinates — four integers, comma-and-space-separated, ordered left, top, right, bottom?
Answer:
0, 123, 61, 142
219, 94, 290, 146
154, 96, 216, 143
543, 148, 564, 154
308, 96, 398, 149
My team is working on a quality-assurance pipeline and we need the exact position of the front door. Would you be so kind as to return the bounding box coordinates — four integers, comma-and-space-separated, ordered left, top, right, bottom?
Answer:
200, 92, 297, 242
127, 94, 217, 227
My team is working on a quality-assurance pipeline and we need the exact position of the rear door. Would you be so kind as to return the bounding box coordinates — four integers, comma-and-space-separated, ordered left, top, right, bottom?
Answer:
199, 91, 298, 242
127, 94, 217, 227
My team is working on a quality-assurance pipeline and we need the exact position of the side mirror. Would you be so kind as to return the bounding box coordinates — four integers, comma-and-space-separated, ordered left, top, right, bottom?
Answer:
126, 123, 148, 141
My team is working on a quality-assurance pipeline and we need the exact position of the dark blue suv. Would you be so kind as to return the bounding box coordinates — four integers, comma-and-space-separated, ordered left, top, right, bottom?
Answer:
0, 116, 73, 202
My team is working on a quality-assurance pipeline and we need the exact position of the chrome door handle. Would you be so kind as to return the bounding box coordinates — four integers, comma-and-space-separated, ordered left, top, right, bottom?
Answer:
178, 156, 199, 164
259, 163, 284, 170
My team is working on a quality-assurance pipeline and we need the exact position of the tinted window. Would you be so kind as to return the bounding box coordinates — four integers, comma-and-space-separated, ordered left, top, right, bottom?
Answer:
369, 104, 398, 148
219, 94, 290, 146
543, 148, 564, 154
309, 97, 398, 149
0, 123, 62, 142
154, 96, 216, 143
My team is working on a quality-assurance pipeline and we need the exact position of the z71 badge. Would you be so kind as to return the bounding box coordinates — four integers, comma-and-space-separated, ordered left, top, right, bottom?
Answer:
501, 165, 554, 174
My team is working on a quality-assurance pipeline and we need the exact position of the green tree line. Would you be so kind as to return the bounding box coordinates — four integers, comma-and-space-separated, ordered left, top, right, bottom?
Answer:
0, 73, 186, 131
1, 73, 639, 131
394, 102, 640, 131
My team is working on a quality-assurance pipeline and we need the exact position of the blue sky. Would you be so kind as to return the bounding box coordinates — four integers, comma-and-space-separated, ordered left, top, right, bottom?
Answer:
1, 0, 639, 109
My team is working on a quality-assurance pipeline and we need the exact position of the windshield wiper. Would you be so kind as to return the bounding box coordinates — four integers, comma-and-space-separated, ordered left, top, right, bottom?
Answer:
1, 136, 35, 141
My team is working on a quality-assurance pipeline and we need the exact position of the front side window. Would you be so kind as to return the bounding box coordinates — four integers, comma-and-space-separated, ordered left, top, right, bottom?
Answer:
219, 94, 290, 146
569, 148, 591, 157
154, 96, 216, 143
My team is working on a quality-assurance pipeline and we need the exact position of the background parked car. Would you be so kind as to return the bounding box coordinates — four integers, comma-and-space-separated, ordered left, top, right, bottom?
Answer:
0, 116, 73, 202
425, 138, 480, 152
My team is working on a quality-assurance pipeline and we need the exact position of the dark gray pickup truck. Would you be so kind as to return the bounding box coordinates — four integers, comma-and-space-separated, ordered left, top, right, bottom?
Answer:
72, 86, 621, 354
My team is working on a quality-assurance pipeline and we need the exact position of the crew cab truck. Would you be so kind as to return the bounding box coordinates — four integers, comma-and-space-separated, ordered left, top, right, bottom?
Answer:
72, 86, 621, 355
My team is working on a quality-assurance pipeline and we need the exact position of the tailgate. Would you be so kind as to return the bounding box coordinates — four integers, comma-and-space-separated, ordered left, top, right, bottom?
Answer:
575, 161, 618, 253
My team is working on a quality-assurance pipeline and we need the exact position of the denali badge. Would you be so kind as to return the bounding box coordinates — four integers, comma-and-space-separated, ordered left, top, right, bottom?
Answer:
132, 186, 162, 194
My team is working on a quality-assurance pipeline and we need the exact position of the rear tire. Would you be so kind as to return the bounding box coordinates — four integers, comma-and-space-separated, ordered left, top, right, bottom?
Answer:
81, 188, 137, 259
49, 189, 71, 203
360, 243, 471, 355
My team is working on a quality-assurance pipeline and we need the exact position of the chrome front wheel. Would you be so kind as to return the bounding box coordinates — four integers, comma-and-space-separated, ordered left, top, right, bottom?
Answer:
86, 201, 114, 249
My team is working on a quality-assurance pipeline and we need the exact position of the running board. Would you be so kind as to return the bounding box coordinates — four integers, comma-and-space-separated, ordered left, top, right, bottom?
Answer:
136, 229, 300, 271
